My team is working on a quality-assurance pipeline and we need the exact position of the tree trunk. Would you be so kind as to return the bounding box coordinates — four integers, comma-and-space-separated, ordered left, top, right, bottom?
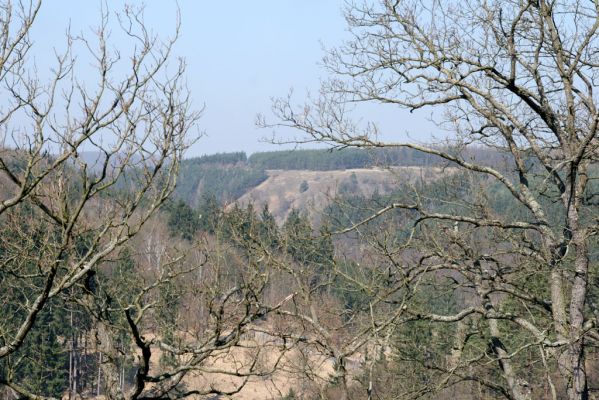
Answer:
96, 322, 124, 399
488, 318, 530, 400
564, 229, 589, 400
97, 352, 102, 397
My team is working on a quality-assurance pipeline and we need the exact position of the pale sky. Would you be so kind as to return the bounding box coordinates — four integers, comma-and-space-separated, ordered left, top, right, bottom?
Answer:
33, 1, 434, 157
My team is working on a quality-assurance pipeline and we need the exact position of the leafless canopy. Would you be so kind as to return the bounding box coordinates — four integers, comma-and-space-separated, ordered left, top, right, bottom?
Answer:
0, 0, 200, 396
261, 1, 599, 399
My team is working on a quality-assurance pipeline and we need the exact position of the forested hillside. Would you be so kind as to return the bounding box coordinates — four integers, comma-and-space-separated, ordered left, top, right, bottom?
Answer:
174, 147, 507, 210
248, 146, 507, 171
174, 152, 268, 206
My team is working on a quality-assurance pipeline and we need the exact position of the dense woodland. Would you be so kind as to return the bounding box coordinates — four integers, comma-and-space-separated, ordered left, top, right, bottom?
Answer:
174, 153, 268, 206
5, 153, 598, 398
247, 147, 506, 171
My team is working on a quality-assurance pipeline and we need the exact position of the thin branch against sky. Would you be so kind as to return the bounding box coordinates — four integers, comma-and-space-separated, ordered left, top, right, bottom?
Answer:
32, 1, 434, 156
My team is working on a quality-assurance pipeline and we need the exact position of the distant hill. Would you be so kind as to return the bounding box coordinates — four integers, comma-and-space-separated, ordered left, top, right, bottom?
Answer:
174, 147, 510, 218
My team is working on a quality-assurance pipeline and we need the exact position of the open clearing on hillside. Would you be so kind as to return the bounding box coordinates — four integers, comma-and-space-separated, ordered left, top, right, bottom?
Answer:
235, 167, 456, 222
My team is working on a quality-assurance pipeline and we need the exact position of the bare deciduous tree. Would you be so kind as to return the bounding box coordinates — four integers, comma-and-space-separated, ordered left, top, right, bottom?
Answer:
0, 0, 200, 397
261, 1, 599, 399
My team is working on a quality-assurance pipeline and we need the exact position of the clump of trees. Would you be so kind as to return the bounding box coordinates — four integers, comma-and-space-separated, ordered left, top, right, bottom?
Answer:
185, 152, 248, 166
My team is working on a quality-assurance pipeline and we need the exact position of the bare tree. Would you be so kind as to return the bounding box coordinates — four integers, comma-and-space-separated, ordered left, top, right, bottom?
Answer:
0, 0, 200, 397
261, 1, 599, 399
98, 209, 303, 400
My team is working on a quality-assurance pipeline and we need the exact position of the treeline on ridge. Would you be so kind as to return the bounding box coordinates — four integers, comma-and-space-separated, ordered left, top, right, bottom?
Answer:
247, 147, 507, 170
173, 147, 510, 206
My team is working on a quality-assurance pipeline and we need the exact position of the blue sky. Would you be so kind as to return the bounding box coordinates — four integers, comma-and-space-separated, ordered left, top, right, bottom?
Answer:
33, 1, 434, 157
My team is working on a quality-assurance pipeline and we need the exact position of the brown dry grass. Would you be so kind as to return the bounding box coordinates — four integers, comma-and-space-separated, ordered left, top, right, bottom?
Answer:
235, 167, 456, 223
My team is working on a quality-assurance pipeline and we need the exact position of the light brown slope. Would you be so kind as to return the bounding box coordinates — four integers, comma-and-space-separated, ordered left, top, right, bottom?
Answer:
235, 167, 453, 223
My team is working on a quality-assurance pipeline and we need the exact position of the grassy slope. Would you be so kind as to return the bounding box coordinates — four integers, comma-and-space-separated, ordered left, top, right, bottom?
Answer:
234, 166, 455, 223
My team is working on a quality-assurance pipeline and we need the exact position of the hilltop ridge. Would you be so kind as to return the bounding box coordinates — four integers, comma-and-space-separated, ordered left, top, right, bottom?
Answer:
173, 147, 488, 220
